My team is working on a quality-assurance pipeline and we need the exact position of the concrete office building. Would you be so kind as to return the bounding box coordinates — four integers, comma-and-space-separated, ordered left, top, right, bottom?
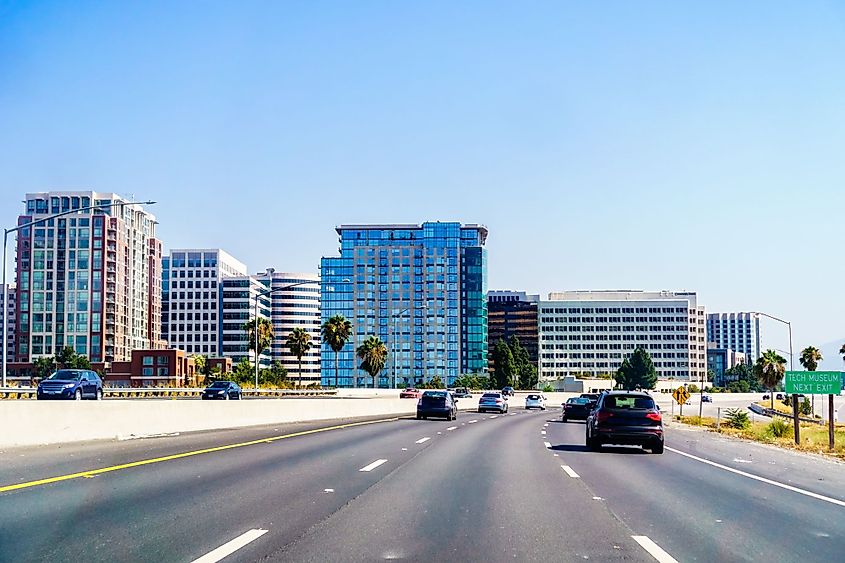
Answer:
14, 192, 161, 363
2, 283, 15, 361
253, 269, 321, 386
538, 290, 707, 383
707, 345, 747, 387
487, 290, 539, 373
706, 312, 762, 363
162, 249, 247, 356
321, 222, 488, 388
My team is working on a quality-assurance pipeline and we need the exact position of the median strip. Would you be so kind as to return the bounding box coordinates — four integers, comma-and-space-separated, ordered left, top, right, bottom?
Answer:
192, 528, 268, 563
0, 417, 400, 494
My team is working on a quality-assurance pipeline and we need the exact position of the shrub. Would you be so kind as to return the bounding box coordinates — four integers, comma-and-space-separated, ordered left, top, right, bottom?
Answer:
687, 384, 700, 394
542, 383, 554, 393
767, 418, 790, 438
800, 397, 812, 416
724, 408, 751, 430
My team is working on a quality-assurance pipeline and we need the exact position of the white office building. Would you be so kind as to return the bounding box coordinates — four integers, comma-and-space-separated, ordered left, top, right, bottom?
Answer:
162, 249, 247, 356
706, 312, 761, 363
254, 269, 321, 385
538, 290, 707, 383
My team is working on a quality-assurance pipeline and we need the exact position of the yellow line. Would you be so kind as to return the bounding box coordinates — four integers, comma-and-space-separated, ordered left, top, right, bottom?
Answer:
0, 417, 399, 494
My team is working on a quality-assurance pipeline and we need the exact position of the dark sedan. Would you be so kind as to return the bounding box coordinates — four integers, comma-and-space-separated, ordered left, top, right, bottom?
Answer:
201, 381, 242, 400
37, 369, 103, 401
416, 390, 457, 420
586, 391, 664, 454
561, 397, 592, 422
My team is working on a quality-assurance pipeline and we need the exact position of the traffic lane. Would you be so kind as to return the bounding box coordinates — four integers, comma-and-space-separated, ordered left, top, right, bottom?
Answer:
273, 408, 653, 562
547, 419, 845, 562
0, 412, 481, 562
0, 413, 407, 487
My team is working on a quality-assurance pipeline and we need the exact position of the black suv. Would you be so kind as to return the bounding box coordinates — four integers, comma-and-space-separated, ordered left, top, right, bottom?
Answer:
586, 391, 663, 454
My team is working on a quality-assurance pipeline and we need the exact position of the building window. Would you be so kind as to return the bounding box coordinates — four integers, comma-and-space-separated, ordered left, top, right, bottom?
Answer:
142, 367, 153, 376
157, 356, 168, 365
143, 356, 153, 365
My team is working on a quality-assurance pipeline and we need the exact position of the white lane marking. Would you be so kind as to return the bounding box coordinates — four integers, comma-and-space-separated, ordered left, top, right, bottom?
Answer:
359, 459, 388, 472
324, 488, 334, 493
468, 420, 478, 424
553, 454, 560, 457
490, 415, 498, 419
732, 458, 752, 463
593, 496, 603, 500
666, 447, 845, 508
401, 448, 408, 451
447, 426, 458, 431
631, 535, 678, 563
543, 441, 552, 449
415, 437, 430, 444
541, 431, 547, 435
437, 432, 442, 435
561, 465, 580, 478
192, 529, 268, 563
509, 412, 516, 416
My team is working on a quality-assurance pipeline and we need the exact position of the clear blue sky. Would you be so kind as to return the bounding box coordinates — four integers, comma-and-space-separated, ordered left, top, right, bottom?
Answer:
2, 1, 844, 364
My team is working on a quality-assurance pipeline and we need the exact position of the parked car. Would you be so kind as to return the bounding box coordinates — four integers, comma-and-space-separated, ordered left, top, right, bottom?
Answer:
452, 387, 472, 398
501, 386, 515, 397
561, 397, 592, 422
478, 392, 509, 414
701, 395, 712, 403
586, 391, 664, 454
416, 390, 457, 420
525, 394, 546, 410
37, 369, 103, 401
201, 380, 242, 400
400, 388, 422, 399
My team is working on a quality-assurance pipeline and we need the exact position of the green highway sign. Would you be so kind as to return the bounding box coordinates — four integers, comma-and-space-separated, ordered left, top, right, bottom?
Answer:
784, 371, 843, 395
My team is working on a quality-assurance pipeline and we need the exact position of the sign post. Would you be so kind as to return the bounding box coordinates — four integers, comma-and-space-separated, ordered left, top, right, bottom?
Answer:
672, 386, 690, 418
784, 371, 843, 449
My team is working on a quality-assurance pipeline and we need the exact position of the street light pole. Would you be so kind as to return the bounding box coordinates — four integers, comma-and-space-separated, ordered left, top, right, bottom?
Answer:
391, 307, 410, 390
2, 200, 155, 388
753, 311, 797, 443
252, 280, 320, 392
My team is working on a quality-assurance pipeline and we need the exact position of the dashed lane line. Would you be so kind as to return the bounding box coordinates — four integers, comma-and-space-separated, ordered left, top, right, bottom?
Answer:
631, 535, 678, 563
358, 459, 388, 472
543, 441, 552, 449
446, 426, 458, 431
192, 529, 268, 563
561, 465, 580, 479
415, 437, 431, 444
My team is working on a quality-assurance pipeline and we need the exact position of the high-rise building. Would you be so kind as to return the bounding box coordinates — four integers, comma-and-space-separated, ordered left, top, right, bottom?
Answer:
538, 290, 707, 383
487, 290, 539, 373
220, 275, 271, 367
2, 283, 15, 361
14, 192, 161, 363
253, 269, 321, 385
706, 312, 761, 363
321, 222, 488, 388
162, 249, 247, 356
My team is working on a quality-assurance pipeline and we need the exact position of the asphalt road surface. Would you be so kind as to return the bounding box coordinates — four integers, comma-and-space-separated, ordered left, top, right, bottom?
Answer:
1, 409, 843, 562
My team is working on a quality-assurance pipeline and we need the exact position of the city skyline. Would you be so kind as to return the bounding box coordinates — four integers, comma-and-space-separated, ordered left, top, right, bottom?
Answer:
2, 2, 844, 363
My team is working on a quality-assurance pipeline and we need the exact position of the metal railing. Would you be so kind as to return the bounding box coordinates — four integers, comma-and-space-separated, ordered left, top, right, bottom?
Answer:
0, 387, 337, 399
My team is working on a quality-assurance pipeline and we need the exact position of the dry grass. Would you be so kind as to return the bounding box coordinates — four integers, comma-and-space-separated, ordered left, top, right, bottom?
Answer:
675, 415, 845, 460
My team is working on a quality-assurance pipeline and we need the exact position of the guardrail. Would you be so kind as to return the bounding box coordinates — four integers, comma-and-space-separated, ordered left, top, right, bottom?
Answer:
748, 402, 822, 424
0, 387, 337, 399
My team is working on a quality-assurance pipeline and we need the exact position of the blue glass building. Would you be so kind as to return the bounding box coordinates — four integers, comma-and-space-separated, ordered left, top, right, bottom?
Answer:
321, 223, 488, 388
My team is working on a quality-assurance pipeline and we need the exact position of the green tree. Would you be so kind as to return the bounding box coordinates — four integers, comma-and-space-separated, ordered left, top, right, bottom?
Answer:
799, 346, 823, 373
508, 336, 538, 390
614, 347, 657, 390
492, 339, 515, 389
32, 356, 55, 382
286, 327, 313, 388
231, 358, 254, 385
724, 363, 763, 392
244, 318, 274, 367
356, 336, 387, 388
321, 315, 353, 388
840, 343, 845, 364
727, 380, 750, 393
54, 346, 92, 370
754, 349, 787, 410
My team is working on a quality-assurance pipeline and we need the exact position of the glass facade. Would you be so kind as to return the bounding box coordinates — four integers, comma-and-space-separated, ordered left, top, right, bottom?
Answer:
320, 223, 488, 388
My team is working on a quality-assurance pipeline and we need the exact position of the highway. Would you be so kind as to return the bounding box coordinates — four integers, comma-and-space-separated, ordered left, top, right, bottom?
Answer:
1, 408, 843, 562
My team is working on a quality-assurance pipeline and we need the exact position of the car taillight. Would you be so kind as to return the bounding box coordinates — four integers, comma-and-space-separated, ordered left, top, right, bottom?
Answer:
496, 399, 503, 404
646, 412, 662, 423
596, 411, 613, 423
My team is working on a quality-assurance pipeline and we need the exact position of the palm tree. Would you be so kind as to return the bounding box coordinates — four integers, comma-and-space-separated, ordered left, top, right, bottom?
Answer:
754, 349, 787, 410
840, 343, 845, 365
799, 346, 823, 373
287, 328, 313, 388
244, 318, 274, 370
357, 336, 387, 389
322, 315, 353, 388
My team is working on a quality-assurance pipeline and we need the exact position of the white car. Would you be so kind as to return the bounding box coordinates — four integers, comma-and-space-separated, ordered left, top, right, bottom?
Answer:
525, 394, 546, 410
